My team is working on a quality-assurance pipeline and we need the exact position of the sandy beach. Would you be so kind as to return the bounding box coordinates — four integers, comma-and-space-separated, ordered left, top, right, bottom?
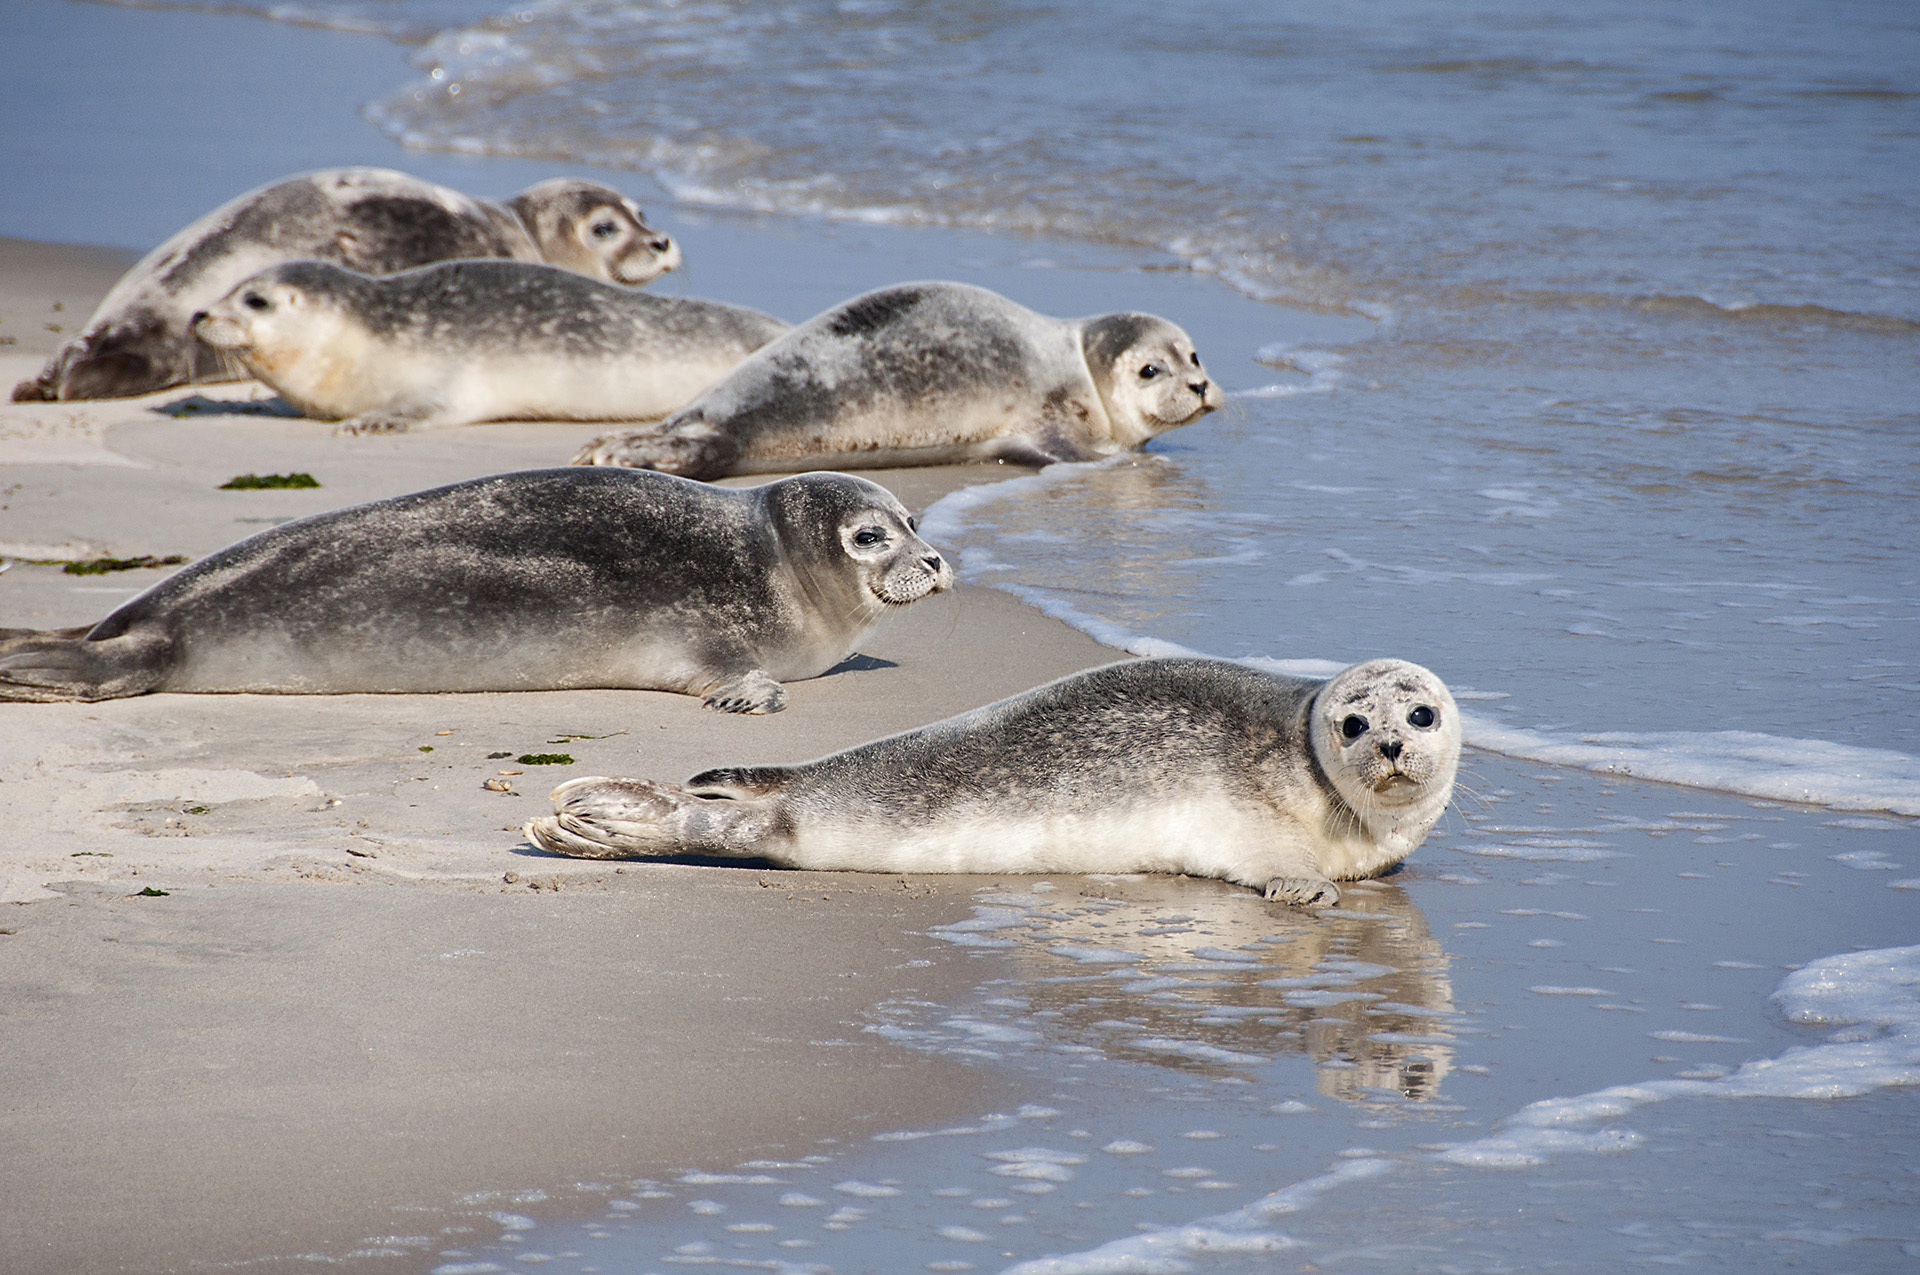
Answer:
0, 241, 1120, 1271
5, 2, 1916, 1272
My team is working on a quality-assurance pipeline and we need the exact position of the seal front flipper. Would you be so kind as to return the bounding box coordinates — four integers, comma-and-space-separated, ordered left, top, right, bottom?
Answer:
684, 766, 790, 798
337, 400, 454, 435
1264, 876, 1341, 908
699, 668, 786, 715
0, 630, 172, 703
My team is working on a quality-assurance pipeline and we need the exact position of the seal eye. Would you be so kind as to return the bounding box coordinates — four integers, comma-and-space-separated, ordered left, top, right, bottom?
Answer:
852, 527, 888, 548
243, 293, 271, 312
590, 219, 620, 240
1139, 364, 1163, 380
1341, 714, 1368, 740
1408, 705, 1436, 729
1188, 350, 1201, 366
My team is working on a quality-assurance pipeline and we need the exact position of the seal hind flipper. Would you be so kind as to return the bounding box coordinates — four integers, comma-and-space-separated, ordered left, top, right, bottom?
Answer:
570, 414, 739, 479
526, 775, 776, 859
0, 630, 172, 702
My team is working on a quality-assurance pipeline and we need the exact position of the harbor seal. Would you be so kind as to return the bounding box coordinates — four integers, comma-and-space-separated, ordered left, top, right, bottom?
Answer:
0, 468, 948, 712
570, 281, 1223, 477
524, 656, 1460, 904
13, 168, 681, 402
191, 259, 790, 433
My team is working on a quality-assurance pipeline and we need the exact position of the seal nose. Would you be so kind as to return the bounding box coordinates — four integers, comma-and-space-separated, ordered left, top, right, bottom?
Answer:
1190, 377, 1211, 398
649, 236, 673, 253
923, 553, 944, 574
1379, 739, 1403, 762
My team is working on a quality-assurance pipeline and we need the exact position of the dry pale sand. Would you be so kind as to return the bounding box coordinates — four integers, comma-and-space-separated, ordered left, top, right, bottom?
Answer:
0, 240, 1119, 1273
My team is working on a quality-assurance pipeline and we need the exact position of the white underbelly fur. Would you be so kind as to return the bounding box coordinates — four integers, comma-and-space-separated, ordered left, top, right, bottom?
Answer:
451, 354, 735, 423
784, 798, 1327, 888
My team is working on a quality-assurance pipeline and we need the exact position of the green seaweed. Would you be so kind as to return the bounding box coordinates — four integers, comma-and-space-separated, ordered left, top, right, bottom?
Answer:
62, 554, 187, 575
134, 886, 170, 897
516, 753, 575, 766
220, 472, 320, 490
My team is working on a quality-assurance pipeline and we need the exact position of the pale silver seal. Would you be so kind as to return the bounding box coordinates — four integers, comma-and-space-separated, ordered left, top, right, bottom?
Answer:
0, 468, 948, 713
191, 259, 789, 433
524, 656, 1460, 903
13, 168, 681, 402
571, 281, 1223, 477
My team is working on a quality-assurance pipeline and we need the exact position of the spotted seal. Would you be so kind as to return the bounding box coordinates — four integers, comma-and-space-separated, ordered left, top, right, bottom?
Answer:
191, 259, 789, 432
0, 468, 948, 713
13, 168, 681, 402
571, 281, 1222, 477
524, 656, 1460, 903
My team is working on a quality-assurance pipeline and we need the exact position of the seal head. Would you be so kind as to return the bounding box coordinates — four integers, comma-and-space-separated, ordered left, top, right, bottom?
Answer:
507, 178, 682, 286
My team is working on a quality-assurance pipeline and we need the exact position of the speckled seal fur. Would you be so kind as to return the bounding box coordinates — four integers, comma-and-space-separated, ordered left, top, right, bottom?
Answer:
0, 468, 949, 713
524, 656, 1460, 903
13, 168, 681, 402
192, 259, 790, 433
571, 281, 1223, 477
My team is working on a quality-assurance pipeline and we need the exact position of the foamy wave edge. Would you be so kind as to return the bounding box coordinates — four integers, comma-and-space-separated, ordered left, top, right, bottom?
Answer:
922, 470, 1920, 819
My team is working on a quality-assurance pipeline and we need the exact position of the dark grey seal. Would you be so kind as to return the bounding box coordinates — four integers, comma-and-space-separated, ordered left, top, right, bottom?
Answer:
0, 468, 948, 713
14, 169, 681, 402
525, 656, 1461, 903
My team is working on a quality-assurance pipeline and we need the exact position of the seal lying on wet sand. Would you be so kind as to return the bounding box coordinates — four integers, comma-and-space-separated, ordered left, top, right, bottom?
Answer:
525, 656, 1460, 903
192, 259, 790, 433
14, 168, 682, 402
571, 281, 1222, 477
0, 468, 948, 713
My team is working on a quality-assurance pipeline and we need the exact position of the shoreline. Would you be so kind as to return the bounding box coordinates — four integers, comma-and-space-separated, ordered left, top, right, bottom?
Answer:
0, 236, 1126, 1271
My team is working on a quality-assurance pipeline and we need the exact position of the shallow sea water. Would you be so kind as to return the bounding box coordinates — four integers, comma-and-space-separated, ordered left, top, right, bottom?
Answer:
11, 0, 1920, 1269
401, 760, 1920, 1274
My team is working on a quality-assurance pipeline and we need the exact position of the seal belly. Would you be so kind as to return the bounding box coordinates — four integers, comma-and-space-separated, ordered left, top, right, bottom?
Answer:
780, 797, 1307, 888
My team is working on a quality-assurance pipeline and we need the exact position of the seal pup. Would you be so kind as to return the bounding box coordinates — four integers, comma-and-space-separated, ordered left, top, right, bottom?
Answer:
570, 281, 1223, 477
14, 168, 681, 402
525, 656, 1460, 904
0, 468, 948, 712
192, 259, 790, 433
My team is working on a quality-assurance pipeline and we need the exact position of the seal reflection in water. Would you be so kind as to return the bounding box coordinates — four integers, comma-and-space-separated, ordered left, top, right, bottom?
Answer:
0, 469, 948, 713
192, 260, 790, 433
526, 657, 1461, 905
572, 281, 1223, 476
13, 168, 681, 403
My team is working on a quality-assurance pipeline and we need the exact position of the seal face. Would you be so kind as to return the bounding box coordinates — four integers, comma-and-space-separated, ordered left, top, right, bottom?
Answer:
505, 178, 683, 287
0, 468, 949, 712
524, 656, 1460, 903
191, 259, 790, 433
570, 281, 1223, 477
12, 168, 681, 403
